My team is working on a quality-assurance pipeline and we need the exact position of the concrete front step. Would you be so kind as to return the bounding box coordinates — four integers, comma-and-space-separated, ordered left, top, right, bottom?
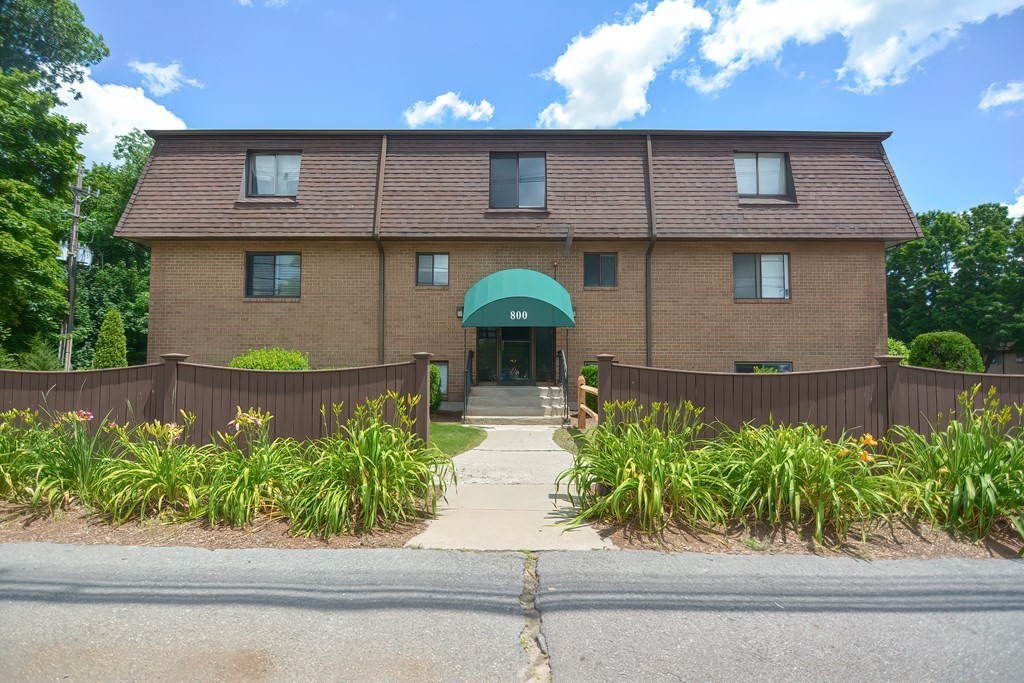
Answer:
464, 415, 567, 426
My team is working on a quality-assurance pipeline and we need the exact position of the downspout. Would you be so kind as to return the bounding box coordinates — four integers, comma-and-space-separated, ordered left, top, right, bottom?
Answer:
373, 134, 388, 364
644, 135, 659, 367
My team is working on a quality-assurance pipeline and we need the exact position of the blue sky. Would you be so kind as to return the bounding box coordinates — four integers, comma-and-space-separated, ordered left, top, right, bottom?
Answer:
68, 0, 1024, 216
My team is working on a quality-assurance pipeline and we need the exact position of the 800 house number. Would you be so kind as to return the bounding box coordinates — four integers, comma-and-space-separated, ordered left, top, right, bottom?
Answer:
509, 311, 528, 321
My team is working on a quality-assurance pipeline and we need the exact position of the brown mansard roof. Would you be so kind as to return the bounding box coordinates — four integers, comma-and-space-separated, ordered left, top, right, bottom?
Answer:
116, 129, 921, 243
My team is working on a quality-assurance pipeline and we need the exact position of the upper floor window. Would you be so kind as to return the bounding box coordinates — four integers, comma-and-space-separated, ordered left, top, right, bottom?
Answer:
734, 152, 789, 197
584, 253, 617, 287
734, 253, 790, 299
490, 152, 546, 208
416, 253, 449, 286
246, 253, 301, 298
247, 152, 301, 197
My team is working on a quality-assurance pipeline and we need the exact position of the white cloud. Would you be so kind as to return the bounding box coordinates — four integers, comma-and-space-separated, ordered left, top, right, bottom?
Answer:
1007, 179, 1024, 218
683, 0, 1024, 94
537, 1, 712, 128
237, 0, 253, 5
980, 80, 1024, 110
59, 69, 186, 164
128, 61, 203, 97
403, 91, 495, 127
265, 0, 288, 6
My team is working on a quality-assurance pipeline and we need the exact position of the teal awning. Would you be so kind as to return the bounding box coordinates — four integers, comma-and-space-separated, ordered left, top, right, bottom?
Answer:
462, 269, 575, 327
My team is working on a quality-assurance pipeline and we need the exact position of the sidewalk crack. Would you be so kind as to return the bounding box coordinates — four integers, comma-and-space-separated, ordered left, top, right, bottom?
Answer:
518, 552, 551, 682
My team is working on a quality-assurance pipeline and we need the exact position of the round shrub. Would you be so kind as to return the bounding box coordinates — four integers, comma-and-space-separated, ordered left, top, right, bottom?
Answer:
228, 348, 310, 371
92, 309, 128, 369
908, 332, 984, 373
429, 363, 442, 412
887, 337, 910, 358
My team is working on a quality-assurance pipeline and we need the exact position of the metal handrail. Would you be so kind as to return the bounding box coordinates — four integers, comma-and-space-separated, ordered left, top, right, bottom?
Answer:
463, 349, 474, 424
557, 348, 569, 426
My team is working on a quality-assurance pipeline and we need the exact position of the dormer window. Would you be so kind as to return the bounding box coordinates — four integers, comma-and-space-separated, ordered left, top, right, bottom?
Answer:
734, 152, 790, 197
490, 152, 546, 208
247, 152, 301, 197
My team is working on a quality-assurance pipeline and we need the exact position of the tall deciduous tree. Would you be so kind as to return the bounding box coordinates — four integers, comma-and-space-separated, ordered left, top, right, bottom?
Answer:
0, 0, 108, 94
887, 204, 1024, 366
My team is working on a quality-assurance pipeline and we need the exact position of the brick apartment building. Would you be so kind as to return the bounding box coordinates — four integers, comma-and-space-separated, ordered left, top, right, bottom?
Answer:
116, 129, 921, 402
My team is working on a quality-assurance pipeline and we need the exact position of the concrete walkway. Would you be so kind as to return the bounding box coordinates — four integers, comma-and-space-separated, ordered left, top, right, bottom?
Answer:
407, 426, 615, 551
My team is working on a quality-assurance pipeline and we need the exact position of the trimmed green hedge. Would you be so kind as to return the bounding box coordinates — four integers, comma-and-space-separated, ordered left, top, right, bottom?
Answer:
92, 309, 128, 369
908, 331, 984, 373
228, 348, 310, 371
581, 364, 598, 413
429, 363, 442, 412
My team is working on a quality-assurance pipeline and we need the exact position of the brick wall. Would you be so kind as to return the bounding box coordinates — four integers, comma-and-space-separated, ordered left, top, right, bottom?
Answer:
148, 238, 888, 401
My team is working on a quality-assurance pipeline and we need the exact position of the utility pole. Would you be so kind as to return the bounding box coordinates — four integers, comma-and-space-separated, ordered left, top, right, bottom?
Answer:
60, 164, 99, 370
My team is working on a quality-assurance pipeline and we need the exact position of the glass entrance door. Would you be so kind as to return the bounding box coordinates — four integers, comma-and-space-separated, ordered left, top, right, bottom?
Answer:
500, 327, 531, 383
475, 327, 557, 385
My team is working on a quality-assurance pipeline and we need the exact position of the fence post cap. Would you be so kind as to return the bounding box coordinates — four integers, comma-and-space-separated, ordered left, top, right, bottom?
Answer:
595, 354, 616, 361
875, 355, 903, 364
160, 353, 190, 362
412, 352, 433, 360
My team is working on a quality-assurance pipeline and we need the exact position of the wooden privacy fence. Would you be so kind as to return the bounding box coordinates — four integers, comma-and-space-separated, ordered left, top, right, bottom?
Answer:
0, 352, 433, 444
594, 354, 1024, 437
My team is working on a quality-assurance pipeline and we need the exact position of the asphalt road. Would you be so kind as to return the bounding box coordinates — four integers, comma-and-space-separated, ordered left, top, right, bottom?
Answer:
1, 543, 1023, 682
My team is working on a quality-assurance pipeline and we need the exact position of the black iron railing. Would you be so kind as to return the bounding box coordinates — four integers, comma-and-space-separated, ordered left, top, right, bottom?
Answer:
557, 348, 569, 426
463, 348, 474, 424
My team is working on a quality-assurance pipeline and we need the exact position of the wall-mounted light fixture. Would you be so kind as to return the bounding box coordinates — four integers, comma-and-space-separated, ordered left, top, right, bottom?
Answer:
456, 306, 464, 319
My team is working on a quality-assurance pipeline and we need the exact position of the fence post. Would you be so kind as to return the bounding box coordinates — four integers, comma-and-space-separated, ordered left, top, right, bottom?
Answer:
596, 354, 615, 425
159, 353, 189, 424
413, 352, 432, 443
875, 355, 903, 435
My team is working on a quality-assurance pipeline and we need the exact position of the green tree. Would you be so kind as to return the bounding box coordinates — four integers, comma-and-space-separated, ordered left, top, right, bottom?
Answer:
0, 0, 108, 94
0, 178, 67, 349
92, 308, 127, 368
888, 204, 1024, 367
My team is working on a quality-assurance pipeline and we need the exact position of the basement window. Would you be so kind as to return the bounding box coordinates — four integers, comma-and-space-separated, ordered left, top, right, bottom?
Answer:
247, 152, 302, 197
245, 253, 301, 298
735, 362, 793, 373
734, 152, 791, 197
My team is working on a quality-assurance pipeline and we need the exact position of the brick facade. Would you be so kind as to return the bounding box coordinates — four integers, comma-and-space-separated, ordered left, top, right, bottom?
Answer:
148, 238, 887, 401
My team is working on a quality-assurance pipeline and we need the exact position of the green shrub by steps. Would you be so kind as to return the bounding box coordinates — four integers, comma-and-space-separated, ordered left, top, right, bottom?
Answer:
286, 393, 454, 537
888, 386, 1024, 540
429, 363, 442, 412
92, 309, 128, 369
908, 331, 984, 373
581, 364, 598, 413
228, 347, 310, 371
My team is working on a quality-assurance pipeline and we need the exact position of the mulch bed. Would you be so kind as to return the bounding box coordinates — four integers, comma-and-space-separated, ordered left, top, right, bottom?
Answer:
601, 518, 1023, 559
0, 505, 424, 550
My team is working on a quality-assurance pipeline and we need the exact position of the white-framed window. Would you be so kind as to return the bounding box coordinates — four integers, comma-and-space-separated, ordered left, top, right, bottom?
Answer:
433, 361, 449, 397
733, 253, 790, 299
247, 152, 302, 196
734, 152, 789, 196
490, 152, 546, 208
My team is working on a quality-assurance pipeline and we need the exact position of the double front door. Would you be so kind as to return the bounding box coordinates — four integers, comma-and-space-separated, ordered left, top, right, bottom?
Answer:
476, 327, 555, 384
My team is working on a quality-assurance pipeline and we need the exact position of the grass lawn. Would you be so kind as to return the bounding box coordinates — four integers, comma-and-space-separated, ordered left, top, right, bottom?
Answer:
430, 423, 487, 457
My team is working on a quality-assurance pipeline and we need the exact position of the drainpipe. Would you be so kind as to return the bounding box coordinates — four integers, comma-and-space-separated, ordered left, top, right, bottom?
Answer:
373, 135, 388, 364
644, 135, 659, 367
